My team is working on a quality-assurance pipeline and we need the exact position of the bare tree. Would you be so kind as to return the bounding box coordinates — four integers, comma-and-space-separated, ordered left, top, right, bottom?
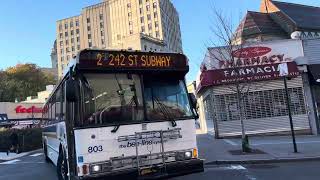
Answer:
203, 8, 262, 152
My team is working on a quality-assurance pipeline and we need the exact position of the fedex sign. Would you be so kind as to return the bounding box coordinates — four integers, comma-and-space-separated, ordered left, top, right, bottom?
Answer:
15, 106, 43, 114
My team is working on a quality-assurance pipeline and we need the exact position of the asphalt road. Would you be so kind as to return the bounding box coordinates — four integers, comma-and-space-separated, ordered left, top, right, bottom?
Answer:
1, 152, 320, 180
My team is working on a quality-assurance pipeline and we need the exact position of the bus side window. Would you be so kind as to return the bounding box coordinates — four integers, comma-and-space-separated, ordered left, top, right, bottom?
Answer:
61, 82, 66, 121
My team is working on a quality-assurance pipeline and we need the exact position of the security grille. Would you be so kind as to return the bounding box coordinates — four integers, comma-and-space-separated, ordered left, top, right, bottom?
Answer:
209, 77, 310, 137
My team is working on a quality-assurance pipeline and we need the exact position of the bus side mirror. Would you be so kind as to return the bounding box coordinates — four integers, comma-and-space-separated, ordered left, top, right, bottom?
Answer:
66, 78, 77, 102
189, 93, 199, 119
189, 93, 197, 109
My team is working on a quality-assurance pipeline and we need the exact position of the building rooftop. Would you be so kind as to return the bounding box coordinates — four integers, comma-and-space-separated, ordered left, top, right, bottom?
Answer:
272, 0, 320, 30
235, 11, 287, 38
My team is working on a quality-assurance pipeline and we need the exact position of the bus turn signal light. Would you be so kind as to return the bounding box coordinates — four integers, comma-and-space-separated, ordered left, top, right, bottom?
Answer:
82, 165, 89, 175
193, 148, 198, 158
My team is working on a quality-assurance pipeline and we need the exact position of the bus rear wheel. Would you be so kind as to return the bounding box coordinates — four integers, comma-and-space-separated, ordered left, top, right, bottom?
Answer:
57, 150, 68, 180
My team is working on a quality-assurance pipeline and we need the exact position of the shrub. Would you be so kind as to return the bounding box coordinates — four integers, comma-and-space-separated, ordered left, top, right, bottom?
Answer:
0, 128, 43, 152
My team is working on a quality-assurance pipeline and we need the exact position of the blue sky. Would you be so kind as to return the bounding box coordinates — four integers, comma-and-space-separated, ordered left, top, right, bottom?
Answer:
0, 0, 319, 82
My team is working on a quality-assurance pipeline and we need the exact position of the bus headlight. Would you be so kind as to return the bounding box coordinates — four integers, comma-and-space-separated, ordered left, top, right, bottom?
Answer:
91, 165, 102, 173
185, 151, 192, 159
175, 151, 192, 161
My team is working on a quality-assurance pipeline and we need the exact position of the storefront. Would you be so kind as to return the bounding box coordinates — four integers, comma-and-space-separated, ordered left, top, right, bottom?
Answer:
196, 39, 318, 138
0, 102, 43, 128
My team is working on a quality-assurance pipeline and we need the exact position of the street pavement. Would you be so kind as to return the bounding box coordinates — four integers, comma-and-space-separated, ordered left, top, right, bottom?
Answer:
2, 134, 320, 179
1, 151, 320, 180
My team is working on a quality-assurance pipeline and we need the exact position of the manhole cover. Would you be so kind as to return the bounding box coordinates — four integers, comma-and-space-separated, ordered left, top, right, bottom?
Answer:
228, 149, 267, 155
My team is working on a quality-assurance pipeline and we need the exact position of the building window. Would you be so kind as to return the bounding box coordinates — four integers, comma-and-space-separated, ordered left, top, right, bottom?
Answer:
140, 8, 143, 14
101, 31, 104, 36
59, 33, 63, 39
99, 14, 103, 20
89, 42, 92, 47
129, 21, 132, 26
77, 37, 80, 42
70, 21, 73, 28
153, 2, 157, 8
146, 5, 150, 11
75, 20, 79, 27
59, 24, 62, 31
155, 21, 159, 28
77, 45, 80, 50
101, 39, 105, 45
59, 41, 63, 46
141, 26, 145, 32
148, 23, 152, 30
71, 38, 74, 43
60, 49, 64, 54
65, 40, 69, 45
76, 29, 79, 34
154, 12, 158, 18
130, 30, 133, 35
64, 23, 68, 29
87, 18, 90, 23
139, 0, 142, 4
147, 14, 151, 21
72, 46, 75, 51
140, 16, 144, 23
128, 12, 132, 17
127, 3, 131, 8
71, 30, 74, 36
66, 47, 69, 52
88, 34, 92, 39
61, 57, 64, 61
156, 31, 159, 37
144, 45, 147, 51
65, 32, 68, 37
87, 26, 91, 31
67, 55, 70, 60
100, 22, 104, 28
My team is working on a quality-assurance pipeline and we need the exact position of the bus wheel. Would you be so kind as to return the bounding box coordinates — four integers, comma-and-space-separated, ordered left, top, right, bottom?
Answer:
57, 150, 68, 180
43, 142, 50, 162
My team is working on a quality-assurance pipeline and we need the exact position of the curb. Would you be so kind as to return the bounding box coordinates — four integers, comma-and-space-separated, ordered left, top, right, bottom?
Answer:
205, 156, 320, 165
0, 149, 42, 161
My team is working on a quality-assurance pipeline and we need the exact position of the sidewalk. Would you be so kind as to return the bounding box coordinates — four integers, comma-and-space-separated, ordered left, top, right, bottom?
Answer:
0, 149, 41, 161
197, 134, 320, 165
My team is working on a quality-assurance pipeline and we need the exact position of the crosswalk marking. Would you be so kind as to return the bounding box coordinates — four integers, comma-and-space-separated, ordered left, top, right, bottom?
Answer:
0, 159, 21, 165
29, 153, 43, 157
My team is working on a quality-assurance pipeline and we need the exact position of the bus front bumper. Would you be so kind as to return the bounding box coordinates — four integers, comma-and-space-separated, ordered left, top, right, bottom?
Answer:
79, 159, 204, 179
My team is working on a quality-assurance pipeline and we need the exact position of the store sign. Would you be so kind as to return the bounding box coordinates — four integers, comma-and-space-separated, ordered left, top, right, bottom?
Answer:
218, 46, 293, 69
198, 41, 303, 91
200, 62, 299, 87
15, 106, 43, 114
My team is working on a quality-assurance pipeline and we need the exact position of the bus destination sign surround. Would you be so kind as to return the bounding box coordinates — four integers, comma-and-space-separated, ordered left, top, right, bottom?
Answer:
78, 50, 188, 71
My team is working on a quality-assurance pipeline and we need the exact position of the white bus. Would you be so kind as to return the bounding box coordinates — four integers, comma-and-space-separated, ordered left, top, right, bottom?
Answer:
42, 49, 203, 180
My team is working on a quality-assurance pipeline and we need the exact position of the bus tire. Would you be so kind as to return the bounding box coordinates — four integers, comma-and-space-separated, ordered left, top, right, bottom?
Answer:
57, 149, 68, 180
43, 142, 50, 163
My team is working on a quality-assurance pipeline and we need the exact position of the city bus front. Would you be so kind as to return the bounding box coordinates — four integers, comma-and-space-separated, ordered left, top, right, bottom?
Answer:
68, 50, 203, 179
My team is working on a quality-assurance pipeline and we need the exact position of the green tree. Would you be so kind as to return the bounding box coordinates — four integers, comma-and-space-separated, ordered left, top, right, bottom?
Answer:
0, 64, 56, 102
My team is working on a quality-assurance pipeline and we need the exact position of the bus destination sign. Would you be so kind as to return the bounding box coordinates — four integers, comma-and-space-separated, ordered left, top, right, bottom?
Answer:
78, 50, 188, 71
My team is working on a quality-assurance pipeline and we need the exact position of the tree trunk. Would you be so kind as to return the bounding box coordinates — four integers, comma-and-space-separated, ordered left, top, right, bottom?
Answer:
236, 85, 245, 140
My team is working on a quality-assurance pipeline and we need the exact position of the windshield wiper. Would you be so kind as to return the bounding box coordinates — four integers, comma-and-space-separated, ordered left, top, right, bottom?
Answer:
154, 98, 177, 127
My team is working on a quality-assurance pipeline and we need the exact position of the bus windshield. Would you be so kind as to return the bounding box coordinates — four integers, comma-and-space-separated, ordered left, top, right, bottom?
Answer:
78, 73, 193, 127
